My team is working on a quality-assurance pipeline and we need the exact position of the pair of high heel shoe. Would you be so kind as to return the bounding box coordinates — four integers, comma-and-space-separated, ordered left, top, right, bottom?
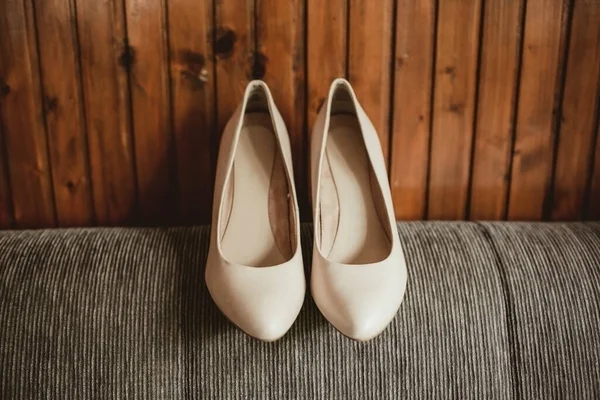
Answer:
205, 78, 408, 341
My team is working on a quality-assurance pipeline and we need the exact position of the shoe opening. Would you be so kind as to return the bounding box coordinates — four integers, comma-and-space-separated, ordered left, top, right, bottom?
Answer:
218, 84, 297, 267
317, 81, 393, 264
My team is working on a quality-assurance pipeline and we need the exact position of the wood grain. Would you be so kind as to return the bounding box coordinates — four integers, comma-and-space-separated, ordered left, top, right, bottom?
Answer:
390, 0, 436, 220
2, 0, 600, 227
34, 0, 94, 226
167, 0, 215, 224
469, 0, 524, 220
76, 0, 137, 226
0, 0, 55, 228
307, 0, 348, 130
125, 0, 174, 224
428, 0, 482, 220
214, 0, 254, 132
348, 0, 393, 162
588, 122, 600, 219
507, 0, 570, 220
257, 0, 307, 217
551, 0, 600, 220
0, 123, 13, 228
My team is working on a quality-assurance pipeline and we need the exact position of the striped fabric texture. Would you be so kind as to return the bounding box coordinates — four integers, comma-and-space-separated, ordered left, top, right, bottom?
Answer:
0, 222, 599, 399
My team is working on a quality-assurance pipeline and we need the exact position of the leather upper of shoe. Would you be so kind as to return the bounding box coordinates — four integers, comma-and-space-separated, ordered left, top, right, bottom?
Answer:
205, 80, 305, 341
310, 78, 408, 341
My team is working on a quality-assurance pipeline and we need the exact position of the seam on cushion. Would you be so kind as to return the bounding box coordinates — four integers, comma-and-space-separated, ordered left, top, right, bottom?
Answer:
475, 222, 521, 400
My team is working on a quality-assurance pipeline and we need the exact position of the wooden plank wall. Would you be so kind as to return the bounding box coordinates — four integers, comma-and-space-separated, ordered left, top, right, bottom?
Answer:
0, 0, 599, 228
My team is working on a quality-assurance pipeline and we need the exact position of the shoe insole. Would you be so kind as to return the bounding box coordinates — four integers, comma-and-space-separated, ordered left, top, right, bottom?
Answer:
221, 113, 291, 267
319, 115, 390, 264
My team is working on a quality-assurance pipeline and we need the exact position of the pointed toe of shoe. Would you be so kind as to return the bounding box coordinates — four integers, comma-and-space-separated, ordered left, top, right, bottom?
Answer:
227, 287, 305, 341
311, 254, 408, 341
335, 298, 399, 341
321, 291, 405, 341
238, 306, 297, 342
205, 256, 305, 341
208, 277, 304, 341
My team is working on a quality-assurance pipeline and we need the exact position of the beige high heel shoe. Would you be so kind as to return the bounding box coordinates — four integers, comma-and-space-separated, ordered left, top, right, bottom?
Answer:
205, 80, 305, 341
310, 78, 408, 341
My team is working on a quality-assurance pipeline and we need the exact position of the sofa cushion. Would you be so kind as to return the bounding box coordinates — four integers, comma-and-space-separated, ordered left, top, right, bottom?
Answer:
0, 222, 598, 399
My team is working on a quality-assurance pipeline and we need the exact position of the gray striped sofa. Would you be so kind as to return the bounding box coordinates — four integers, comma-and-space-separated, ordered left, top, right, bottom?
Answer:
1, 222, 599, 399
